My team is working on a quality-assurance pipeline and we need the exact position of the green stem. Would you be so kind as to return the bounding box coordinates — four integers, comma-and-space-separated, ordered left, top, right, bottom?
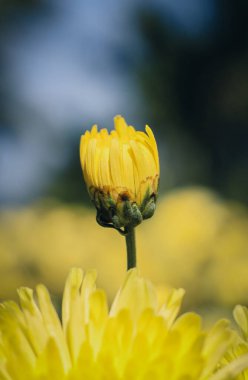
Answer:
125, 227, 136, 270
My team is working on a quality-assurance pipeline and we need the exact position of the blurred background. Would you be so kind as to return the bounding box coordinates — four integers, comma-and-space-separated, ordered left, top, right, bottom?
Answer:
0, 0, 248, 323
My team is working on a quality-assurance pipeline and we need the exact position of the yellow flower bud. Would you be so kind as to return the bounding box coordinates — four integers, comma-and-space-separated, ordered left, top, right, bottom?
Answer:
80, 115, 160, 233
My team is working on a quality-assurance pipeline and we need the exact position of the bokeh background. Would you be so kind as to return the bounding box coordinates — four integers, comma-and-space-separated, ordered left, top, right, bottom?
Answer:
0, 0, 248, 322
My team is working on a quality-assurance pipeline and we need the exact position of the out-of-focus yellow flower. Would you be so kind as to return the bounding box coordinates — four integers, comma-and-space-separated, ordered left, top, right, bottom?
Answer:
140, 187, 248, 308
1, 188, 248, 307
80, 115, 159, 232
1, 268, 245, 380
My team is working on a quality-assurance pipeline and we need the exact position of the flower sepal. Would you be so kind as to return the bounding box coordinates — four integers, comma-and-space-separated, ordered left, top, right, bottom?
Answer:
93, 185, 158, 234
94, 190, 143, 234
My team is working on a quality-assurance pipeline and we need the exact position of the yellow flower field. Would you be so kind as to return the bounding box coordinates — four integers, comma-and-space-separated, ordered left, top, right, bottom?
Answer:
0, 187, 247, 313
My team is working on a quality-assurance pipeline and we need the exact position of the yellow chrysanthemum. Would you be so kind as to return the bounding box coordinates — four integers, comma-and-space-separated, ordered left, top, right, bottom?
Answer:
1, 268, 247, 380
80, 116, 159, 231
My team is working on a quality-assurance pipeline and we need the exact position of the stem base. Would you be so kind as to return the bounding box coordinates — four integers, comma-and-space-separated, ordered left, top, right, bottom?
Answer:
125, 228, 136, 270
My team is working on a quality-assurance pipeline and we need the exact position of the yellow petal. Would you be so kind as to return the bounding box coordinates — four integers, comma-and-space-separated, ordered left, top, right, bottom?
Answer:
36, 284, 71, 372
233, 305, 248, 339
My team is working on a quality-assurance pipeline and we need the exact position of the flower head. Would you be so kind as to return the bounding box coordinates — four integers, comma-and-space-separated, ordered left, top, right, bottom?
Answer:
80, 115, 159, 232
0, 268, 242, 380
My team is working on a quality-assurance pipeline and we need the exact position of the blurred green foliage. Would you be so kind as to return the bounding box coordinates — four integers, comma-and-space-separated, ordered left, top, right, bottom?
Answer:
135, 1, 248, 203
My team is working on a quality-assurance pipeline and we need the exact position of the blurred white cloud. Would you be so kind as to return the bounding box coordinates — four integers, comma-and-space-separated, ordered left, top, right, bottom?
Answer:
0, 0, 141, 204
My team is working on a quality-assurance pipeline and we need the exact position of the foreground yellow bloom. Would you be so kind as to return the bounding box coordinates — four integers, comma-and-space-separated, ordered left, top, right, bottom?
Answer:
1, 268, 247, 380
80, 116, 159, 232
